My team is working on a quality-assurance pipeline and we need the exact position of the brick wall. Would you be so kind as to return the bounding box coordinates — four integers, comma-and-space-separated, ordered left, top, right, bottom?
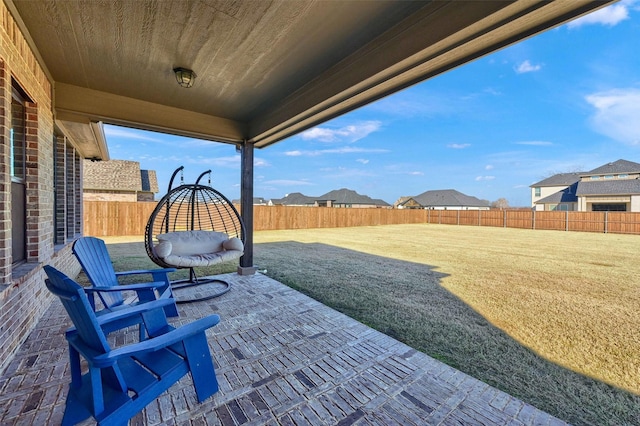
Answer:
0, 2, 81, 373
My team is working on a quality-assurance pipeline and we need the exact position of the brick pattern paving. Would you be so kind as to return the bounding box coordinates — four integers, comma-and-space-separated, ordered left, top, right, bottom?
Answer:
0, 273, 568, 425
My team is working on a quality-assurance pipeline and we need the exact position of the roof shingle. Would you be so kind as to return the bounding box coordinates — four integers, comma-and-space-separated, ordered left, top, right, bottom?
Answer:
411, 189, 489, 208
530, 172, 582, 187
576, 179, 640, 195
583, 159, 640, 175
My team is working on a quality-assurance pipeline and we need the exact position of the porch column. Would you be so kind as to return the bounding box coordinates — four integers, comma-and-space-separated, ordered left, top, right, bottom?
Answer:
238, 141, 257, 275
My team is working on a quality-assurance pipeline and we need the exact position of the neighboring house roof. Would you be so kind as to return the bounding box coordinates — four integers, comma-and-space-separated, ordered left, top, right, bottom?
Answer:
84, 159, 158, 193
576, 179, 640, 196
270, 192, 317, 206
316, 188, 390, 206
371, 198, 392, 207
582, 159, 640, 176
535, 183, 578, 204
394, 196, 413, 207
530, 172, 583, 187
231, 197, 268, 204
270, 189, 390, 207
411, 189, 490, 208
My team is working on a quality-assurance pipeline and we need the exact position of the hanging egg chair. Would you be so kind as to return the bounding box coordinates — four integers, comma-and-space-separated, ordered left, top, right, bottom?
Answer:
145, 167, 245, 303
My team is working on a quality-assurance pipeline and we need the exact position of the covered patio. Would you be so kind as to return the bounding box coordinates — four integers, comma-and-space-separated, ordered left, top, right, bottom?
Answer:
1, 271, 565, 425
0, 0, 616, 424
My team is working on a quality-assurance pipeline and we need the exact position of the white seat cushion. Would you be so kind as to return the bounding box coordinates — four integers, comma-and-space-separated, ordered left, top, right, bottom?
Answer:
157, 230, 228, 256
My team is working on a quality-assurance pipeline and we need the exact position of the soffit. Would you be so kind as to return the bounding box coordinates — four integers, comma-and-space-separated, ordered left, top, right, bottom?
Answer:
10, 0, 615, 155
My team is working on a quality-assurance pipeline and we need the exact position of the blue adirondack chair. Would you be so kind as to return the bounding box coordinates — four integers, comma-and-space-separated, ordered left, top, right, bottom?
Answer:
44, 265, 220, 426
73, 236, 178, 318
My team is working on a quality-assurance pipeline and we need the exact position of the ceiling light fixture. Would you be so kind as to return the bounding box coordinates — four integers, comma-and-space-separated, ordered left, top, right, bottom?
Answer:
173, 67, 197, 88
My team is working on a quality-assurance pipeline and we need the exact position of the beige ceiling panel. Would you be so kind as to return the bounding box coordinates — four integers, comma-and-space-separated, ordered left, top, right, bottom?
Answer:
55, 83, 246, 144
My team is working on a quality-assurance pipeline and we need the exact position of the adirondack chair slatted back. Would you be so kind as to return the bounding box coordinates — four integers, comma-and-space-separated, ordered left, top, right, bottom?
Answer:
73, 237, 123, 309
43, 266, 128, 392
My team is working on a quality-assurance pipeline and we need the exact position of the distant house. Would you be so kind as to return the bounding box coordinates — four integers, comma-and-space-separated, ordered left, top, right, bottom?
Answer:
396, 189, 490, 210
530, 172, 583, 209
315, 189, 390, 208
531, 159, 640, 212
232, 197, 268, 205
83, 160, 159, 202
268, 192, 316, 206
393, 196, 413, 209
269, 189, 390, 208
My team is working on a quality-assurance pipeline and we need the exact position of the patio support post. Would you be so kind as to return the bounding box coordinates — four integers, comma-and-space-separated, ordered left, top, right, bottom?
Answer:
238, 141, 257, 275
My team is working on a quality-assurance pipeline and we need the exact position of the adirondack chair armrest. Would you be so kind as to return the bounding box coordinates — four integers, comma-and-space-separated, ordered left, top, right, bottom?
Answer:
64, 298, 177, 338
84, 282, 165, 293
96, 298, 176, 326
91, 314, 221, 367
115, 268, 176, 278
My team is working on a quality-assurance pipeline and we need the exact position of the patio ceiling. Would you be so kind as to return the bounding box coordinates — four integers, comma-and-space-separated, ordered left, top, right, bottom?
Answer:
10, 0, 614, 159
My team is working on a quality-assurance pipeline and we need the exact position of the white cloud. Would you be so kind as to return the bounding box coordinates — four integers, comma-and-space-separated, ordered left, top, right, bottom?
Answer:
567, 2, 630, 28
300, 121, 382, 143
515, 141, 553, 146
356, 159, 370, 164
284, 146, 390, 157
485, 165, 494, 170
515, 60, 542, 74
254, 158, 269, 167
475, 176, 496, 181
447, 143, 471, 149
585, 88, 640, 145
186, 155, 241, 167
483, 87, 502, 96
407, 171, 424, 176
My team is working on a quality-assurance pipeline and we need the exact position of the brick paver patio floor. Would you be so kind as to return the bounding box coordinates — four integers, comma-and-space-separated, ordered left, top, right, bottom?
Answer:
0, 272, 568, 425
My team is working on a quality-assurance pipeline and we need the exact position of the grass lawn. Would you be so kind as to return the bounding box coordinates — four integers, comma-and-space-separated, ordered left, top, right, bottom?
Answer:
103, 224, 640, 425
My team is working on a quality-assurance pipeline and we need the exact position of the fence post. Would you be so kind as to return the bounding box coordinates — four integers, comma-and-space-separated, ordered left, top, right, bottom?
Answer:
478, 209, 481, 226
604, 211, 608, 234
438, 210, 441, 224
457, 210, 460, 225
532, 209, 535, 230
503, 209, 507, 228
566, 210, 569, 232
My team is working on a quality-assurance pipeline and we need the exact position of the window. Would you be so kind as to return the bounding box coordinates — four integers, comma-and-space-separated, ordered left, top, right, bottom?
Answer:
56, 141, 82, 243
11, 84, 28, 264
618, 174, 628, 179
604, 175, 614, 179
534, 187, 541, 197
591, 176, 600, 180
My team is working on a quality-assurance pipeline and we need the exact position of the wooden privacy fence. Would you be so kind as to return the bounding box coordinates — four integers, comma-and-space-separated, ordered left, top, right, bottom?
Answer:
83, 201, 640, 237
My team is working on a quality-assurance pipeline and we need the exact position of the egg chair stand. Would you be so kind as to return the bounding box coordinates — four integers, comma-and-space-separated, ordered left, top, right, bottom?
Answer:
145, 167, 245, 303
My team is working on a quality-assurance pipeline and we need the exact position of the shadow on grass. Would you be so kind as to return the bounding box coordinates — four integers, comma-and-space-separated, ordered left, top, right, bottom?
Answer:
254, 241, 640, 426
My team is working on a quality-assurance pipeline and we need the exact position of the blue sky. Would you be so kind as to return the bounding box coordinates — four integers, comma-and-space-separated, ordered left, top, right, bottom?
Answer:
105, 1, 640, 207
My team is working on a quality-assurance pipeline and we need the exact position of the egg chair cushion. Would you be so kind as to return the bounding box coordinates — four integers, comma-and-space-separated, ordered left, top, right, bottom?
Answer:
155, 230, 244, 267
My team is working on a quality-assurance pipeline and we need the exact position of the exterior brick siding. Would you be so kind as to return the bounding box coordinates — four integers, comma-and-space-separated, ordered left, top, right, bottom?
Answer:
0, 2, 82, 373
